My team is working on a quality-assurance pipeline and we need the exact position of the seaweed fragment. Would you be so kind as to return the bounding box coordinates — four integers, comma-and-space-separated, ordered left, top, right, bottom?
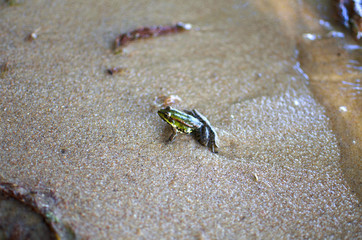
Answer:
114, 22, 192, 51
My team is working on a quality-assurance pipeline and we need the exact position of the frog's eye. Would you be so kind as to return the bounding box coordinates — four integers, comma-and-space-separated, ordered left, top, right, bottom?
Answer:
165, 106, 171, 110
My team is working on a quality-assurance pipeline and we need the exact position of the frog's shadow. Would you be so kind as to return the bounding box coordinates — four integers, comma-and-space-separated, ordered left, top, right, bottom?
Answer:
160, 125, 173, 141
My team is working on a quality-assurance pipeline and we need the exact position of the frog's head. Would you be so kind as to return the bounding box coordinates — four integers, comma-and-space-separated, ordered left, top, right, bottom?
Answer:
158, 106, 174, 122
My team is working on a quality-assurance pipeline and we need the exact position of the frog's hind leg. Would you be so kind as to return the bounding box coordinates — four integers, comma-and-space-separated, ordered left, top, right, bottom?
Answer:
190, 109, 211, 125
183, 109, 194, 116
194, 126, 209, 146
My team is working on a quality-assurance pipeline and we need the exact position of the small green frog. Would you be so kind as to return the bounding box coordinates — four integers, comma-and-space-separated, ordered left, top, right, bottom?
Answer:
158, 106, 219, 153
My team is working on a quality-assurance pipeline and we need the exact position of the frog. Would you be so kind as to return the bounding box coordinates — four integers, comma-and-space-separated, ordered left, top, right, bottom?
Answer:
158, 106, 219, 153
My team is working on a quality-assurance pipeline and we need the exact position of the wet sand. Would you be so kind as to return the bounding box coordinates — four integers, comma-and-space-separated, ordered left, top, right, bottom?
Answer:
0, 0, 361, 238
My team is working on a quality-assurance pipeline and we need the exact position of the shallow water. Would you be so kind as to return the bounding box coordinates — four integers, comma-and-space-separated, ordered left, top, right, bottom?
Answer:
0, 191, 56, 240
0, 0, 361, 238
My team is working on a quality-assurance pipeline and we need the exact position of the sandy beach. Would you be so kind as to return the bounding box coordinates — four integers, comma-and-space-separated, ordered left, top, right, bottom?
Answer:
1, 0, 361, 238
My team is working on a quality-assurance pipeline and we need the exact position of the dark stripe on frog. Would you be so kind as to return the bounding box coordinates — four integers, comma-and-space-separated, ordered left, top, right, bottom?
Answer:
172, 116, 200, 128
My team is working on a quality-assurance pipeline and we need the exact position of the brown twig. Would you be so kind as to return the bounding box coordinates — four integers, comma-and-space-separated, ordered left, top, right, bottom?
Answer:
114, 22, 192, 51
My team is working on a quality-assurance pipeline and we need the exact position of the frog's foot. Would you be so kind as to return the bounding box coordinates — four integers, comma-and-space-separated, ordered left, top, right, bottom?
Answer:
208, 132, 219, 153
209, 141, 219, 153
